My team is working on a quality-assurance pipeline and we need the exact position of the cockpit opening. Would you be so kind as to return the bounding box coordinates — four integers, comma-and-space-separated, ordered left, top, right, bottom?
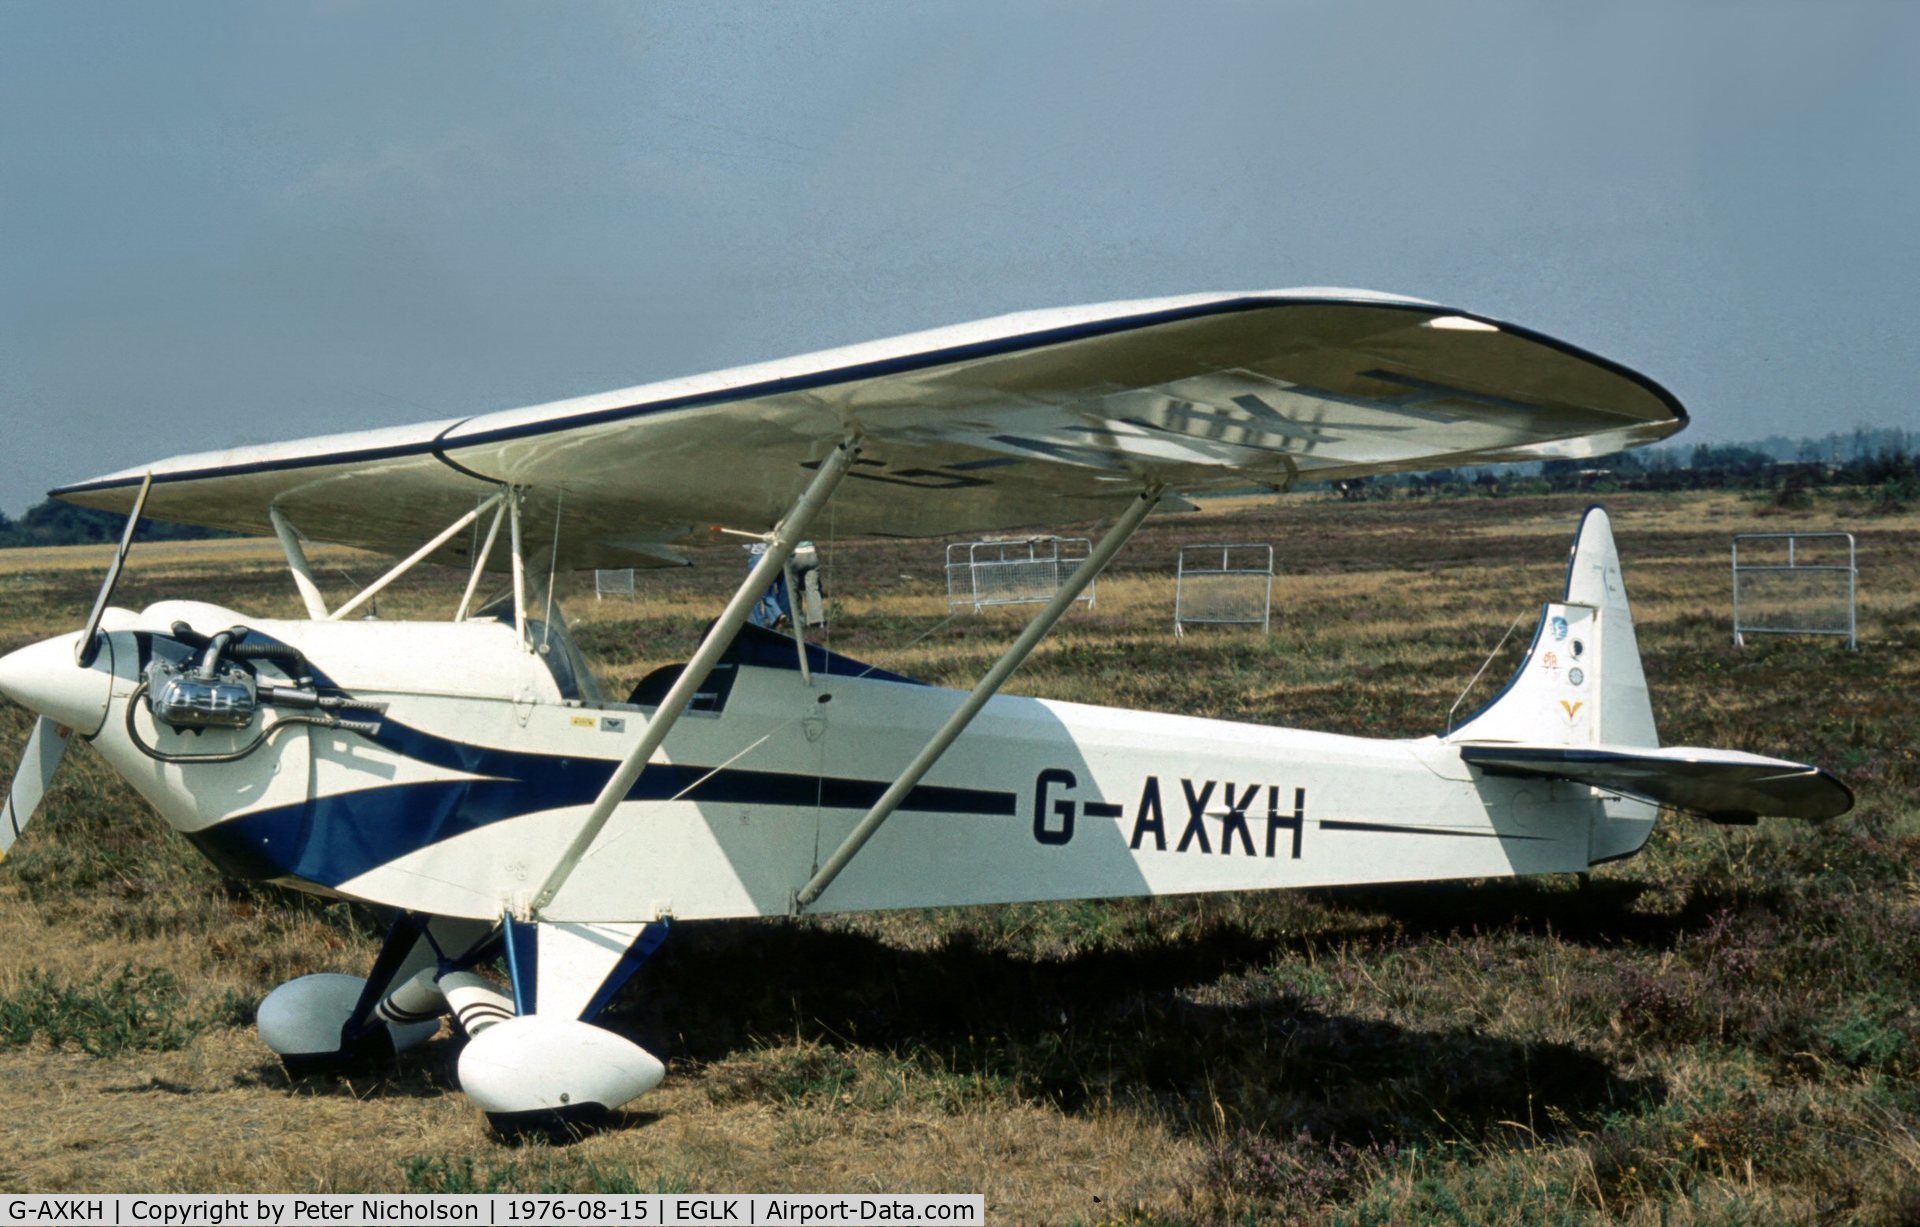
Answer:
470, 591, 603, 705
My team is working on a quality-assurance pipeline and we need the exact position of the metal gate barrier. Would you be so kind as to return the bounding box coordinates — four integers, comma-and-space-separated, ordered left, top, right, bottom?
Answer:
594, 568, 636, 600
946, 537, 1095, 611
1175, 543, 1274, 635
1732, 531, 1856, 650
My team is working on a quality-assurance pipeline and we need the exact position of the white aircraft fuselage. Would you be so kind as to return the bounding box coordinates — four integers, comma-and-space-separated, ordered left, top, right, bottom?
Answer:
47, 599, 1657, 926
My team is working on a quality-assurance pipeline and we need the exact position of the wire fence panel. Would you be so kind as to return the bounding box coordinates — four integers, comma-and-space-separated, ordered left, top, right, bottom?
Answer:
1175, 544, 1274, 634
1732, 532, 1856, 649
946, 537, 1095, 611
594, 568, 636, 600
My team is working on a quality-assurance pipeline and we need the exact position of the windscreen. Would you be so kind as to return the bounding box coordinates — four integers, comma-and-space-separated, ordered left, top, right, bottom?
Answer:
471, 591, 605, 705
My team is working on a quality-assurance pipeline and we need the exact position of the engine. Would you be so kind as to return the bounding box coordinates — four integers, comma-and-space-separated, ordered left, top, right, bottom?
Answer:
132, 621, 384, 760
146, 654, 258, 730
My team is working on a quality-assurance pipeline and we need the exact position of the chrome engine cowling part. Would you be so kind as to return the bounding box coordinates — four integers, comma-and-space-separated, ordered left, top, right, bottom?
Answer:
135, 624, 385, 754
145, 654, 259, 730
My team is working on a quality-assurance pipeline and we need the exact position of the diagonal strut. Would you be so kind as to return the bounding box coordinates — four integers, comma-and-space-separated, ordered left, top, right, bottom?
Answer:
792, 482, 1165, 913
531, 436, 864, 916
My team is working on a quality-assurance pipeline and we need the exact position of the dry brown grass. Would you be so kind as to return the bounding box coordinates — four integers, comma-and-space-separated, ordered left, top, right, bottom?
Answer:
1, 488, 1917, 1223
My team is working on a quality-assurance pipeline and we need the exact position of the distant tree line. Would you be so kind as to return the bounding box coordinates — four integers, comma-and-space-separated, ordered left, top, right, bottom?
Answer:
6, 424, 1917, 546
0, 499, 229, 549
1334, 425, 1920, 509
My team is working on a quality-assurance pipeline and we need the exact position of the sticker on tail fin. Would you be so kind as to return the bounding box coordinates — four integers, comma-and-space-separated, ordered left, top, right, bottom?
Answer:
1446, 507, 1657, 749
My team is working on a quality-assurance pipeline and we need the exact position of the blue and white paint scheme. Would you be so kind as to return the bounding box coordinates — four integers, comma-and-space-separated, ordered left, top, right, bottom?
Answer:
0, 291, 1850, 1133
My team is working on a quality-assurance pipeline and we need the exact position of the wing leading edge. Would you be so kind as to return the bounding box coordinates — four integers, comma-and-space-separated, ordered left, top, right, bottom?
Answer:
52, 290, 1686, 568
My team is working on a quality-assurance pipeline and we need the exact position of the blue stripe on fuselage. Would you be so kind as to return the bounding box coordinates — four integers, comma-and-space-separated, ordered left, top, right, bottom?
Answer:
186, 715, 1017, 888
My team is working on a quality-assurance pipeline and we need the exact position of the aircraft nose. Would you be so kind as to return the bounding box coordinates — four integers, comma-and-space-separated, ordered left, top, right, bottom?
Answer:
0, 632, 114, 737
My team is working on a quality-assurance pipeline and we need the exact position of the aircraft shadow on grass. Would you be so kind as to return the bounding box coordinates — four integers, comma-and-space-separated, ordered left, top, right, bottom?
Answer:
1307, 875, 1771, 953
604, 917, 1667, 1148
206, 909, 1663, 1148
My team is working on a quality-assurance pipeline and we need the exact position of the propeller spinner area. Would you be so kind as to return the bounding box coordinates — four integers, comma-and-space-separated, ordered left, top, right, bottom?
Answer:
0, 474, 147, 857
0, 629, 121, 859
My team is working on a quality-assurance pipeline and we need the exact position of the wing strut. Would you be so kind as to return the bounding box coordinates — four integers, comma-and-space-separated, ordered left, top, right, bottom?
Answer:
530, 436, 865, 916
330, 490, 507, 621
269, 506, 330, 619
455, 498, 508, 621
792, 482, 1165, 914
75, 471, 150, 667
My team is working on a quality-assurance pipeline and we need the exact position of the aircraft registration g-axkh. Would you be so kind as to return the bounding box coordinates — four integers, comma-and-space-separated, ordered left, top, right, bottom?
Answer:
0, 289, 1850, 1133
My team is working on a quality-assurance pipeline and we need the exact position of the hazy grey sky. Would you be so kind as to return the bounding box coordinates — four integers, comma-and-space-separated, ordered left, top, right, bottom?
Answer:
3, 1, 1916, 514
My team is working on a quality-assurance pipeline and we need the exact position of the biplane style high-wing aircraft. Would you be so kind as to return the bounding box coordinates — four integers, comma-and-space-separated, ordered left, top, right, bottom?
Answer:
0, 290, 1850, 1132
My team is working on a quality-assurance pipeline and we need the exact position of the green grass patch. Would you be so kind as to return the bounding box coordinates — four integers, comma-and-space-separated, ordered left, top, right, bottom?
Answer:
703, 1040, 1013, 1113
0, 964, 244, 1057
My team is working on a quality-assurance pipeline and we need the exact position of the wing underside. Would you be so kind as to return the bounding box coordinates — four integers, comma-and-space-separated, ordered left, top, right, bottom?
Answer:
52, 290, 1685, 568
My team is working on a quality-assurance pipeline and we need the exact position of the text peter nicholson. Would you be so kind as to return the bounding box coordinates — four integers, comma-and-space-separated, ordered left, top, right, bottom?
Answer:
3, 1193, 986, 1227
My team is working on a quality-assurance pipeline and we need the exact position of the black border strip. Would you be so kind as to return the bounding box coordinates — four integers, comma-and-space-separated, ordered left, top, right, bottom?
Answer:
1319, 817, 1550, 842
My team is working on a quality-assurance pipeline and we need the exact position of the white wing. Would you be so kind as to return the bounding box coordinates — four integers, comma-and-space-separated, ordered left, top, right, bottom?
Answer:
52, 289, 1685, 568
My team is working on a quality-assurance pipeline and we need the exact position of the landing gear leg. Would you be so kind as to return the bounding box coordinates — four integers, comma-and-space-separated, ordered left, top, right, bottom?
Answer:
460, 918, 672, 1139
256, 911, 492, 1076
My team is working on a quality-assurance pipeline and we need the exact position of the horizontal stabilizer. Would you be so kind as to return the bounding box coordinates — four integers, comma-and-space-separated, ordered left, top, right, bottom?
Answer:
1458, 742, 1853, 822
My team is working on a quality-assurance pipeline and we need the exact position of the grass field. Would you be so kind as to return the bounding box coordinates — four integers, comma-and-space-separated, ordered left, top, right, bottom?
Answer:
1, 489, 1916, 1224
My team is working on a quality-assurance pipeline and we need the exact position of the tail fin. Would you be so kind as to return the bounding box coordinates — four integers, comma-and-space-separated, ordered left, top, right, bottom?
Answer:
1447, 506, 1658, 748
1448, 506, 1852, 824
